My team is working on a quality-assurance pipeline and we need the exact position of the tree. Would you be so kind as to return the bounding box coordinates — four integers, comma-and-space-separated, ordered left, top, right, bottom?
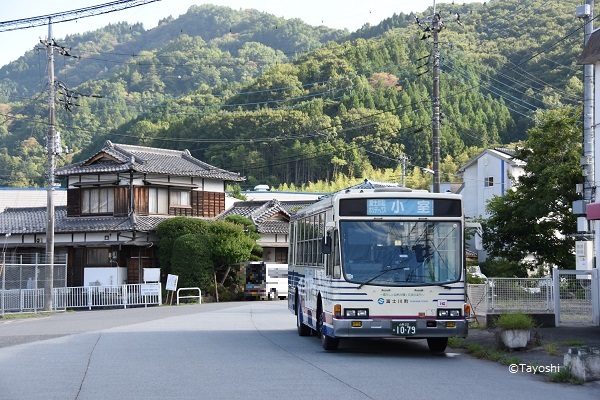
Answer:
157, 217, 258, 301
207, 221, 256, 284
155, 217, 210, 275
482, 107, 583, 275
224, 215, 263, 260
171, 233, 214, 290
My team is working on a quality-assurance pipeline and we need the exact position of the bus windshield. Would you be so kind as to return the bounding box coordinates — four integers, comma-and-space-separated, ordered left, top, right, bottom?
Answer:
340, 220, 461, 287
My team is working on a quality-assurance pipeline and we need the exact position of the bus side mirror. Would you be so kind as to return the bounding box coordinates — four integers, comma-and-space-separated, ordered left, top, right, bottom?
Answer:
322, 234, 332, 254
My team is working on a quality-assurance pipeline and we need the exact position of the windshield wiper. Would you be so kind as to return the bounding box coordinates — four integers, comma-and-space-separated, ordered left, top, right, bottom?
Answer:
357, 267, 406, 289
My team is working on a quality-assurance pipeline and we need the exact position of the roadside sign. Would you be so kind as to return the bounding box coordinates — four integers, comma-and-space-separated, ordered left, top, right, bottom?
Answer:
166, 274, 178, 291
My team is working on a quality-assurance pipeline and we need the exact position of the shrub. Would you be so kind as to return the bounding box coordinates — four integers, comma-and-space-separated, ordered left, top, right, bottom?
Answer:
495, 312, 535, 330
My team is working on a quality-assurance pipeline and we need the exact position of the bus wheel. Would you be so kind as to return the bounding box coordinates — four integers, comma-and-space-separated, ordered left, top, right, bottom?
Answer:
317, 302, 339, 350
427, 337, 448, 353
296, 300, 311, 337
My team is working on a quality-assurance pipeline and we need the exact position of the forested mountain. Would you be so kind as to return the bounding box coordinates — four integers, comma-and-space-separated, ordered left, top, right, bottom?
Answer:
0, 0, 586, 188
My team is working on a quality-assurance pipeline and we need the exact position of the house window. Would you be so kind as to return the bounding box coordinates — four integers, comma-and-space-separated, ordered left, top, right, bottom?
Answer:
170, 189, 190, 207
275, 248, 287, 263
82, 188, 114, 214
86, 248, 111, 266
149, 187, 169, 214
149, 187, 191, 214
484, 177, 494, 187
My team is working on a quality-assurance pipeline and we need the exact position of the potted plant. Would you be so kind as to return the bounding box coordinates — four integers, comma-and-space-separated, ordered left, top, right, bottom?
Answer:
495, 312, 535, 350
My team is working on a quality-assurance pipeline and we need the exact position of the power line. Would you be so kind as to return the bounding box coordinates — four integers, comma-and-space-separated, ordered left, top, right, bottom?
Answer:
0, 0, 161, 32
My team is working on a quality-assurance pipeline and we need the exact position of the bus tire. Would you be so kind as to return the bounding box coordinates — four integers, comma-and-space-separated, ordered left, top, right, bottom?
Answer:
317, 300, 339, 350
296, 298, 311, 337
427, 337, 448, 353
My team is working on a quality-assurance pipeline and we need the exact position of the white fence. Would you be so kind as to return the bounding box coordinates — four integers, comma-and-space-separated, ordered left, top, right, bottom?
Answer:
1, 283, 162, 313
486, 277, 554, 313
553, 269, 599, 327
468, 271, 599, 327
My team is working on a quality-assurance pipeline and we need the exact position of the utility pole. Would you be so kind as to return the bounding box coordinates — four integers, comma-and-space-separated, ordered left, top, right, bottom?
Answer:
582, 1, 595, 213
575, 2, 596, 271
431, 11, 442, 193
415, 1, 446, 193
45, 18, 56, 312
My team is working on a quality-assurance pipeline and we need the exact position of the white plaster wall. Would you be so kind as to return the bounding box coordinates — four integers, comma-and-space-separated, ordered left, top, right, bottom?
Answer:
203, 179, 225, 192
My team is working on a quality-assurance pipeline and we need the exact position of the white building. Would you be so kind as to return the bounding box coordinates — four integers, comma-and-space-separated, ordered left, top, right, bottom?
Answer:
458, 148, 526, 220
458, 148, 526, 259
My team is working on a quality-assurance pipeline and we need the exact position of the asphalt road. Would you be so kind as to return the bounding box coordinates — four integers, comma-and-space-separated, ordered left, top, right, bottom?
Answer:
0, 301, 598, 400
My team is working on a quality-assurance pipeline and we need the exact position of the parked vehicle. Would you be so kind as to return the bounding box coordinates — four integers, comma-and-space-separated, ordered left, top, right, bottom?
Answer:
244, 262, 288, 300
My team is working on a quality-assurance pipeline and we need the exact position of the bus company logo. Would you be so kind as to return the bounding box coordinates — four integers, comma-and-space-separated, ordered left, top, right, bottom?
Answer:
438, 300, 447, 307
378, 298, 385, 305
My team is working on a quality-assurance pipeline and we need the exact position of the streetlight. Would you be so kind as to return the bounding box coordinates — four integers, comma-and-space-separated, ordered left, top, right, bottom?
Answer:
420, 168, 435, 192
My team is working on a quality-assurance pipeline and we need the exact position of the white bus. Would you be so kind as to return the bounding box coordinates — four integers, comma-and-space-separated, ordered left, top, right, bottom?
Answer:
288, 188, 469, 352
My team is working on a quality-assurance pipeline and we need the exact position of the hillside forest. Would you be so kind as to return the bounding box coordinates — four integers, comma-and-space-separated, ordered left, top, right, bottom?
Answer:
0, 0, 586, 189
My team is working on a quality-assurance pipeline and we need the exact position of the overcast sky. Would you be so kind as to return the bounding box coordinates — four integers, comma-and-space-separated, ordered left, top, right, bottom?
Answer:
0, 0, 483, 68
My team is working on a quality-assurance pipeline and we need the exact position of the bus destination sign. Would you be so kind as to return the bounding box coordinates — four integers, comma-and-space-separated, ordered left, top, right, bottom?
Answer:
366, 199, 433, 216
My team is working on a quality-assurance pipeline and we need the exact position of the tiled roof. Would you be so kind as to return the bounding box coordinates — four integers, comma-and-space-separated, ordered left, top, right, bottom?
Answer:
217, 199, 314, 234
56, 141, 244, 182
0, 206, 173, 235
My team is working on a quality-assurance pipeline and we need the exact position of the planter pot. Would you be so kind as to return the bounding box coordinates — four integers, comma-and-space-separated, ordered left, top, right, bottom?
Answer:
499, 329, 531, 349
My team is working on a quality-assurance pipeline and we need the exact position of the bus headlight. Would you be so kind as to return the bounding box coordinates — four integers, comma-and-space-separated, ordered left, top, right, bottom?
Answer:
437, 309, 461, 319
344, 308, 369, 318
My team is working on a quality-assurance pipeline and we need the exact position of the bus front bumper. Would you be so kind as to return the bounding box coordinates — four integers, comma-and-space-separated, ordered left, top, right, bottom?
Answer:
330, 318, 468, 339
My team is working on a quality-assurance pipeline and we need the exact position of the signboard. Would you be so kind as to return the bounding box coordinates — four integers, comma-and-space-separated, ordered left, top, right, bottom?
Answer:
339, 198, 461, 217
366, 199, 433, 216
166, 274, 179, 291
140, 283, 160, 296
143, 268, 161, 282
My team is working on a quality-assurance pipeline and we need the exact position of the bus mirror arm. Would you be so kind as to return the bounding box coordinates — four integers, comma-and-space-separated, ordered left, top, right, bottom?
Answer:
322, 233, 332, 254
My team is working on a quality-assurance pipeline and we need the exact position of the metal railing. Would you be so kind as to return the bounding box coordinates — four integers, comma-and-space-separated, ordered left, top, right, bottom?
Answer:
553, 269, 598, 327
1, 283, 161, 313
176, 287, 202, 305
486, 277, 554, 313
466, 283, 486, 317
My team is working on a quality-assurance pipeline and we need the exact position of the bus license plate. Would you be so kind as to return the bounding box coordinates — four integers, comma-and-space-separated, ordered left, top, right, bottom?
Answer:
392, 322, 416, 336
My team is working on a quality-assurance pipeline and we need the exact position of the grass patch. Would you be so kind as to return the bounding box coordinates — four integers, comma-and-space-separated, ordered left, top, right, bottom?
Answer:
547, 366, 584, 385
448, 337, 520, 365
448, 337, 464, 348
468, 320, 486, 329
543, 342, 560, 356
558, 340, 585, 347
1, 312, 53, 320
542, 340, 586, 356
495, 312, 535, 330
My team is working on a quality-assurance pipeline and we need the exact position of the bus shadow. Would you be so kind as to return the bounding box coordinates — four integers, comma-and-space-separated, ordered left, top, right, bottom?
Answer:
331, 337, 460, 358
